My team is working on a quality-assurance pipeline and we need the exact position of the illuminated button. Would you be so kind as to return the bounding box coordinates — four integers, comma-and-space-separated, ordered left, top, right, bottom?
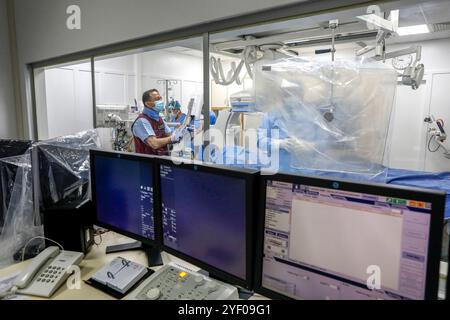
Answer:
194, 276, 205, 286
146, 288, 161, 300
179, 272, 188, 278
206, 282, 218, 293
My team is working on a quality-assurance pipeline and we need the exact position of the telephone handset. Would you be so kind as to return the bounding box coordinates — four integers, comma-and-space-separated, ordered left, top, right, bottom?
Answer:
14, 246, 84, 298
14, 246, 60, 289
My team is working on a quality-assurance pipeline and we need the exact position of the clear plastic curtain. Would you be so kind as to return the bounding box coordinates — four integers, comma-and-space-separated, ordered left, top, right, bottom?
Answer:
0, 130, 101, 267
254, 57, 398, 176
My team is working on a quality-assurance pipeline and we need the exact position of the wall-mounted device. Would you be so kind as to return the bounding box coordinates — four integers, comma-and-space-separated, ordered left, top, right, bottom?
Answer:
425, 115, 450, 159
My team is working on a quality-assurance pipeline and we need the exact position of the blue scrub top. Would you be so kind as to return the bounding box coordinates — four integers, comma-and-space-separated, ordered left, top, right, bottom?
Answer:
133, 108, 172, 142
171, 113, 187, 124
257, 112, 292, 171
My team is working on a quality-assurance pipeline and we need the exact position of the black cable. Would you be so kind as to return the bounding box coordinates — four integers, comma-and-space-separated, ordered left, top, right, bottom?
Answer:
93, 232, 103, 246
93, 229, 110, 246
428, 134, 441, 153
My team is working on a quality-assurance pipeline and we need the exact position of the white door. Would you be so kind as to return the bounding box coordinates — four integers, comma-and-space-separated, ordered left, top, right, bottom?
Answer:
425, 72, 450, 172
45, 68, 77, 138
74, 70, 94, 132
388, 81, 428, 171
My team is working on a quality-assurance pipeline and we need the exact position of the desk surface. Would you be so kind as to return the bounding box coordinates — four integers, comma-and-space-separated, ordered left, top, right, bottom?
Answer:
0, 232, 268, 300
1, 232, 447, 300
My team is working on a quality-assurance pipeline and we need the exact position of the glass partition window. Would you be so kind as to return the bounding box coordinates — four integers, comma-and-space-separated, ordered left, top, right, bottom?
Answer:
94, 37, 203, 153
34, 59, 94, 140
208, 0, 450, 174
31, 0, 450, 172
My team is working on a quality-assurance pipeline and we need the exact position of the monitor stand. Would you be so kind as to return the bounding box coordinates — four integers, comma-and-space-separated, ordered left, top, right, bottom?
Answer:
105, 241, 163, 267
236, 287, 254, 300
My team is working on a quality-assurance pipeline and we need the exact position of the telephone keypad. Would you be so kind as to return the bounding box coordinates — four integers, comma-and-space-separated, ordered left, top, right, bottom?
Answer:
38, 264, 66, 285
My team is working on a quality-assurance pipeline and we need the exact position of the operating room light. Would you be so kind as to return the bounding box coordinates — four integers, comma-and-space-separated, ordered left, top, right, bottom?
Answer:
397, 24, 430, 36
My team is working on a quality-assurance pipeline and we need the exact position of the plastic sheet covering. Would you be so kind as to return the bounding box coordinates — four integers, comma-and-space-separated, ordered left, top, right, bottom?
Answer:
0, 153, 44, 268
254, 57, 397, 176
0, 157, 20, 231
0, 130, 100, 267
0, 140, 32, 231
35, 130, 100, 209
0, 140, 32, 159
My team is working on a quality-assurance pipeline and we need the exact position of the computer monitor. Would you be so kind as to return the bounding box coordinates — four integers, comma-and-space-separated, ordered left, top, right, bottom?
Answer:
255, 173, 446, 300
0, 139, 32, 233
90, 150, 162, 266
36, 144, 91, 210
0, 155, 29, 233
0, 140, 32, 231
158, 158, 258, 290
90, 150, 159, 245
0, 140, 32, 159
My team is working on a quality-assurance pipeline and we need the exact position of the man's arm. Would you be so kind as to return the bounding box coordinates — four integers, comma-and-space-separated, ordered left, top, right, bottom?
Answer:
164, 122, 172, 137
145, 136, 172, 149
133, 118, 172, 149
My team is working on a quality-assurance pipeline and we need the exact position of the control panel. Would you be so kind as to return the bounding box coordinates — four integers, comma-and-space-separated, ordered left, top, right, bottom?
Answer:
126, 263, 238, 300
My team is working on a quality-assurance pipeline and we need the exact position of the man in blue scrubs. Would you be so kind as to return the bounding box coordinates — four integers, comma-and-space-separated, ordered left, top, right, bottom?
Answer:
132, 89, 185, 155
258, 109, 315, 172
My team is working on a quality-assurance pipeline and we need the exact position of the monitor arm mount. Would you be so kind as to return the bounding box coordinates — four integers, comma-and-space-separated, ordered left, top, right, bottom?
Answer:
356, 10, 424, 90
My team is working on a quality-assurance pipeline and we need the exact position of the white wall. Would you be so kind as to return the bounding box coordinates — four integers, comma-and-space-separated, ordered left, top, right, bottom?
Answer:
36, 49, 205, 139
95, 55, 137, 107
35, 61, 94, 140
95, 50, 204, 113
141, 51, 203, 83
13, 0, 306, 65
0, 0, 17, 139
141, 51, 203, 113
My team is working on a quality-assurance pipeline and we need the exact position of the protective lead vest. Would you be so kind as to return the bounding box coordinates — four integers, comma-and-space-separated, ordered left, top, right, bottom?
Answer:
132, 113, 169, 156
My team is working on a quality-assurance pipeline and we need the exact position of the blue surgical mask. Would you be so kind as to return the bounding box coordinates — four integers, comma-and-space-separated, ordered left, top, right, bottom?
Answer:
154, 100, 165, 113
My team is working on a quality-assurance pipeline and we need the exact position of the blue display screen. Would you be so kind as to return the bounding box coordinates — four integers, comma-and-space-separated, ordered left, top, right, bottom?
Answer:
94, 156, 155, 240
160, 165, 247, 280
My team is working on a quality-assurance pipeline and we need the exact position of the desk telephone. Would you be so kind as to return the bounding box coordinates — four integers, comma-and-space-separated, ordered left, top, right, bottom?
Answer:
13, 246, 84, 298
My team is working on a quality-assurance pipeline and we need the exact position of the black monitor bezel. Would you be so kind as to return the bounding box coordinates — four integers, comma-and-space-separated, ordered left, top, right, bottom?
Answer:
254, 172, 446, 300
446, 218, 450, 301
0, 139, 32, 159
90, 149, 162, 248
156, 156, 259, 290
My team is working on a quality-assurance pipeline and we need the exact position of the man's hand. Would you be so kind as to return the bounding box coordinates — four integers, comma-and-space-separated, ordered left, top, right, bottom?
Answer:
170, 125, 188, 144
